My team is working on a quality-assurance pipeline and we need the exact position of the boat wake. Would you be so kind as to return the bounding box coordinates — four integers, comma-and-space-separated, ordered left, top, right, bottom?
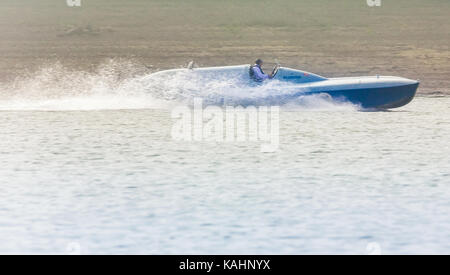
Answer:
0, 60, 359, 111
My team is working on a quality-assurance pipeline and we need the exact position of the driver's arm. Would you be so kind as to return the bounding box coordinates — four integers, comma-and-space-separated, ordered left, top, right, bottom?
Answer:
252, 67, 270, 81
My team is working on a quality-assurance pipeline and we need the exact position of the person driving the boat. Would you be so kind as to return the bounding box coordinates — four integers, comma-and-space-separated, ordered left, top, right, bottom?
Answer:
249, 59, 274, 82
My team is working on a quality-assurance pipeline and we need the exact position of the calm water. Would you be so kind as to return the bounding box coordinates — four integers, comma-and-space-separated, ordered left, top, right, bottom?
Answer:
0, 96, 449, 254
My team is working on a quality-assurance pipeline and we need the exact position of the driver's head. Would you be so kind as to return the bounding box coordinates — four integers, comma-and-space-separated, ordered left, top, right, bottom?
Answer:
255, 59, 263, 66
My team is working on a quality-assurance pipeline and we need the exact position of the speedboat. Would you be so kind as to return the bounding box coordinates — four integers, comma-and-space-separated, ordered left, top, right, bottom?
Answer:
146, 64, 419, 109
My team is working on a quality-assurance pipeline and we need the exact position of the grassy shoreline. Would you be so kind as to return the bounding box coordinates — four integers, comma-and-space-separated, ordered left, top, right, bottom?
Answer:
0, 0, 449, 94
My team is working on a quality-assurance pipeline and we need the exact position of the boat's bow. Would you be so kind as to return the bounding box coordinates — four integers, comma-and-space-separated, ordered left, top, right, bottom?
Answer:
315, 76, 419, 109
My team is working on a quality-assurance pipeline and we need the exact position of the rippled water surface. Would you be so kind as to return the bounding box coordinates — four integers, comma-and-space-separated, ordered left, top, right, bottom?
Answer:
0, 96, 449, 254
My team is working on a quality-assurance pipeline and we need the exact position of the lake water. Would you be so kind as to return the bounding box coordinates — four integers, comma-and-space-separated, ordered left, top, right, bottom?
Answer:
0, 93, 449, 255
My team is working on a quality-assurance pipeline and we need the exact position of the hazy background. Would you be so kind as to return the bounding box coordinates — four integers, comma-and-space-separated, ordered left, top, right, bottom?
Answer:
0, 0, 449, 94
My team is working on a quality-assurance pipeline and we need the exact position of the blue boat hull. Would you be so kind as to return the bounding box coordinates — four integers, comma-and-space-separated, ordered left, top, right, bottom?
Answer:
303, 83, 419, 109
217, 83, 419, 108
